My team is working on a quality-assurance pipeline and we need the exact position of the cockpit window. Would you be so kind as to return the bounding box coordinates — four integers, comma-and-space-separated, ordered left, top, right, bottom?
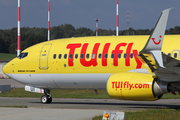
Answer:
18, 52, 28, 59
18, 53, 23, 59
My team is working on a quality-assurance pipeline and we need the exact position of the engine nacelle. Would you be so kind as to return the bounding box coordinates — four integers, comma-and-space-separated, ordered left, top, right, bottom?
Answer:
106, 72, 169, 101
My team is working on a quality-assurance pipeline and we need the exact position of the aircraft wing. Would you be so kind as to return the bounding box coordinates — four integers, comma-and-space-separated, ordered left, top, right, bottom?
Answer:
138, 52, 180, 82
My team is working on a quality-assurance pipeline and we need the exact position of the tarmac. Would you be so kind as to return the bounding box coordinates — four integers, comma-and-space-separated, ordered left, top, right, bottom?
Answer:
0, 107, 104, 120
0, 97, 179, 120
0, 79, 106, 120
0, 79, 180, 119
0, 79, 24, 88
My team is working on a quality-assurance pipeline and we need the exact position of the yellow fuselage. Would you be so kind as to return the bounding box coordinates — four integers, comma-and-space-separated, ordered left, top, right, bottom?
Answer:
3, 35, 180, 89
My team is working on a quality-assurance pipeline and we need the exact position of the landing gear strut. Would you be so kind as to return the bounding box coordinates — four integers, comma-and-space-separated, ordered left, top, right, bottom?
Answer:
41, 89, 52, 104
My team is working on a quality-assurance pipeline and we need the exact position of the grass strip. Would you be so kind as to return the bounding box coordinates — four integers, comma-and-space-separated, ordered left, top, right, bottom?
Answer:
0, 88, 110, 99
0, 53, 16, 61
93, 115, 103, 120
161, 92, 180, 99
0, 105, 27, 108
93, 109, 180, 120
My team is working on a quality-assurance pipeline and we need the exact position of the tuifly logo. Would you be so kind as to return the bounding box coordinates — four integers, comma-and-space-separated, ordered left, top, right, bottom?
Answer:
66, 42, 142, 68
151, 35, 162, 45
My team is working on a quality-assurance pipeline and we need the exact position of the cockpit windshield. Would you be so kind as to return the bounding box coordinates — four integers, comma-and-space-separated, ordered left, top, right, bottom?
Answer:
18, 52, 28, 59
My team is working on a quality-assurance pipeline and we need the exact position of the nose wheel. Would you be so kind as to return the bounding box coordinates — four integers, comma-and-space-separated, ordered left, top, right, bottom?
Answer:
41, 95, 52, 104
41, 89, 52, 104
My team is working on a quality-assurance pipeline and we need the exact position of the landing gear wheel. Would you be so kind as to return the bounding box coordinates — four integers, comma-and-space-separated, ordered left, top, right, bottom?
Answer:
41, 95, 48, 104
41, 95, 52, 104
41, 89, 52, 104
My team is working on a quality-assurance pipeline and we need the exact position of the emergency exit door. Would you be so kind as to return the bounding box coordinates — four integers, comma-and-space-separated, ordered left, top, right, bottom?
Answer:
39, 44, 52, 70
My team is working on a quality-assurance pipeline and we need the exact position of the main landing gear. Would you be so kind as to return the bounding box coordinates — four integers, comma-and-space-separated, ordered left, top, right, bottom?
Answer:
41, 89, 52, 104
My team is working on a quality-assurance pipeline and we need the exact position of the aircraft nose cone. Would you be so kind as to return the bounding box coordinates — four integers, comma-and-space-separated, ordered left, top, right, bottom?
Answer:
3, 63, 10, 74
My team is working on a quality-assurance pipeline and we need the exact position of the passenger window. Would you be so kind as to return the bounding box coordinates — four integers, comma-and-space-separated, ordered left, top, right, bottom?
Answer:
104, 54, 108, 59
118, 53, 121, 58
86, 54, 90, 59
64, 54, 67, 59
92, 54, 95, 59
81, 54, 84, 59
58, 54, 62, 59
75, 54, 78, 59
130, 53, 133, 58
124, 53, 127, 58
69, 54, 73, 59
98, 54, 102, 59
174, 53, 177, 58
111, 53, 114, 58
168, 53, 171, 57
53, 54, 56, 59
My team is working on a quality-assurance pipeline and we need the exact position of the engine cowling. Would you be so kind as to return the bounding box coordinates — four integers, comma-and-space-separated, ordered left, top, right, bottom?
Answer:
106, 72, 169, 101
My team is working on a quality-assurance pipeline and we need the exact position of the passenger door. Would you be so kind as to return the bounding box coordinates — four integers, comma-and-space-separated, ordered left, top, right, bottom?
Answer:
39, 44, 52, 70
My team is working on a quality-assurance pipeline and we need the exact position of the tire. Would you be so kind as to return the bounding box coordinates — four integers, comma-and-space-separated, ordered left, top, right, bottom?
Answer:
41, 95, 48, 104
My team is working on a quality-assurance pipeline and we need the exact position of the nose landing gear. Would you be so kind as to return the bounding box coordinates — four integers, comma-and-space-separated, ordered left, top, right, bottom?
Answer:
41, 95, 52, 103
41, 89, 52, 104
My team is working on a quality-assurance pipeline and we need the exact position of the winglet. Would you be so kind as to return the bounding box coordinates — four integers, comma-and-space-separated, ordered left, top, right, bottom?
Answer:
140, 8, 172, 53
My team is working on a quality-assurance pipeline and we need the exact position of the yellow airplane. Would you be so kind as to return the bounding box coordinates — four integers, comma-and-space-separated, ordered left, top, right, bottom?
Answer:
3, 8, 180, 104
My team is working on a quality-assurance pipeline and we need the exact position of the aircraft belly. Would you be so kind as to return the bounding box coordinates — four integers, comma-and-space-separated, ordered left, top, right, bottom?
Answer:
52, 74, 112, 89
6, 73, 112, 89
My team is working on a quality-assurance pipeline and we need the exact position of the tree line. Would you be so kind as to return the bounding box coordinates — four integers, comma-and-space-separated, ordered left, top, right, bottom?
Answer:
0, 24, 180, 54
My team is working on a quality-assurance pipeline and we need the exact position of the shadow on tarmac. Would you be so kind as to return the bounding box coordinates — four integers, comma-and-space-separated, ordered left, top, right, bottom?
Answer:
30, 101, 180, 109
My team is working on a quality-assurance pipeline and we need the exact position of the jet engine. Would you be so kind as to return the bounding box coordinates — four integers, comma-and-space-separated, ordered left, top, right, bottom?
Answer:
106, 72, 170, 101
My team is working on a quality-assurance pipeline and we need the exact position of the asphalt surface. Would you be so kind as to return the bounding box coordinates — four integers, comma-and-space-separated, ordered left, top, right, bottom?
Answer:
0, 107, 104, 120
0, 97, 180, 120
0, 79, 180, 119
0, 98, 180, 120
0, 79, 24, 88
0, 97, 180, 110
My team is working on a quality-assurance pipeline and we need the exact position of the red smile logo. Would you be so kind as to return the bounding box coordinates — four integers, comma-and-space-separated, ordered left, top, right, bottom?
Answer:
151, 35, 162, 45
